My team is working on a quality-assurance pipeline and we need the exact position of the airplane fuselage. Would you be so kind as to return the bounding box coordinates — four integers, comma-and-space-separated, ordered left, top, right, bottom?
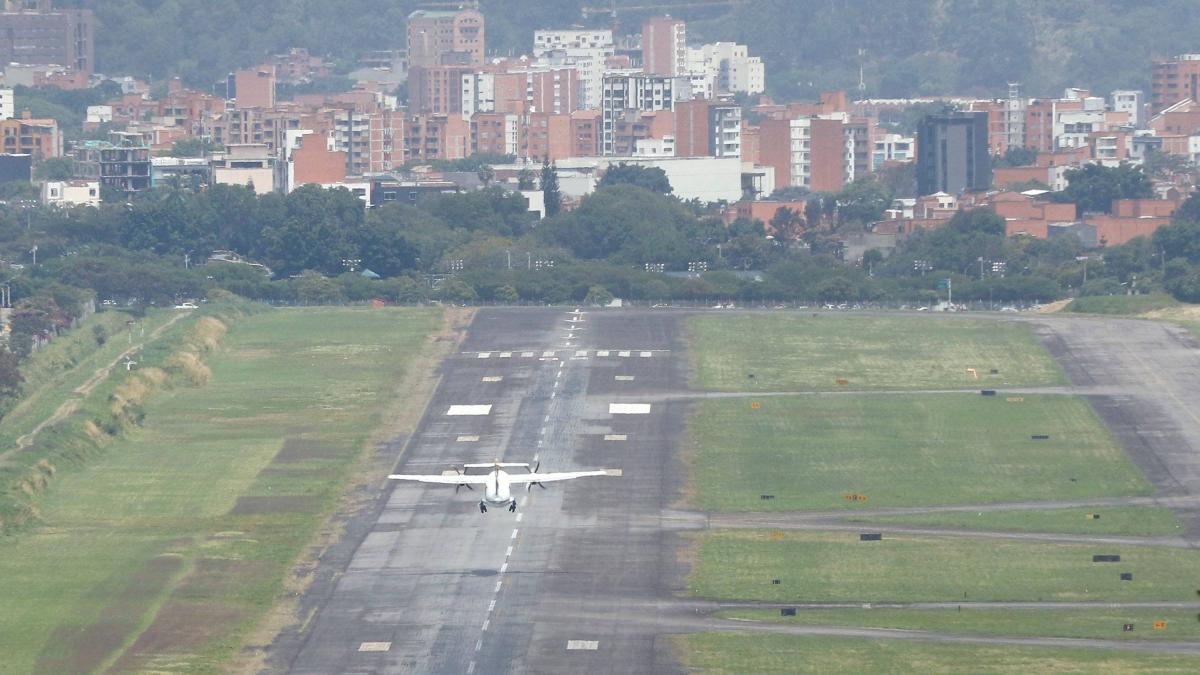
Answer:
482, 470, 513, 505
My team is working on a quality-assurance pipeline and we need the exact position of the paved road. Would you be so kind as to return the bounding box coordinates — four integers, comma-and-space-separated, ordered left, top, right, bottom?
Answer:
267, 310, 1200, 672
1034, 316, 1200, 538
271, 308, 688, 674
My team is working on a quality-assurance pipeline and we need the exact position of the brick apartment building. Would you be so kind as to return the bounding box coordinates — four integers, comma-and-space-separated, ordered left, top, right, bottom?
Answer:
1152, 54, 1200, 113
0, 0, 94, 75
406, 7, 485, 68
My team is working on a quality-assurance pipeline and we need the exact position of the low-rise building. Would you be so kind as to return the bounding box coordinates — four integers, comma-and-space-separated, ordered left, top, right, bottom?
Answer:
210, 144, 275, 194
71, 132, 150, 192
42, 179, 99, 207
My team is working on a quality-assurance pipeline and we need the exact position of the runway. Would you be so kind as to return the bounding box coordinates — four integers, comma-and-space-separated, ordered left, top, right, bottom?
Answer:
270, 308, 689, 674
266, 309, 1200, 672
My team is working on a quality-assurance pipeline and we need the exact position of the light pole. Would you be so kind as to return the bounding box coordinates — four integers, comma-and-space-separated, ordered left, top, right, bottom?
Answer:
506, 249, 511, 270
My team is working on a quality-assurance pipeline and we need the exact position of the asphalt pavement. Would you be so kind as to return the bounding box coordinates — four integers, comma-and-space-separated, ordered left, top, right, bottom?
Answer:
265, 309, 1200, 673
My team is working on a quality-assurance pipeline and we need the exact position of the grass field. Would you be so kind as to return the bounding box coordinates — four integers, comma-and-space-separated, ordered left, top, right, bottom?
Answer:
687, 394, 1151, 512
688, 530, 1200, 603
0, 307, 443, 673
721, 608, 1200, 642
688, 314, 1065, 391
855, 506, 1183, 536
677, 633, 1200, 674
1066, 294, 1180, 315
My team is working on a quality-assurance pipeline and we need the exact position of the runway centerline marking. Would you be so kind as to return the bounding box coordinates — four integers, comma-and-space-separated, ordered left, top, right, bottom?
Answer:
475, 639, 483, 651
447, 404, 492, 416
515, 513, 524, 522
511, 529, 519, 539
457, 435, 480, 442
498, 352, 511, 358
500, 561, 508, 573
481, 376, 503, 382
640, 351, 652, 357
542, 350, 555, 357
468, 661, 476, 673
505, 546, 513, 557
488, 600, 496, 612
494, 581, 503, 592
567, 640, 600, 650
477, 352, 491, 359
596, 350, 610, 357
358, 642, 391, 652
522, 351, 534, 358
615, 375, 635, 381
604, 434, 628, 441
482, 619, 490, 631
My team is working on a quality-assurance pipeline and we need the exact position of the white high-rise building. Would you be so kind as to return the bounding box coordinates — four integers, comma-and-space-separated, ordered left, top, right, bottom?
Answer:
0, 88, 12, 120
533, 29, 614, 110
683, 43, 765, 97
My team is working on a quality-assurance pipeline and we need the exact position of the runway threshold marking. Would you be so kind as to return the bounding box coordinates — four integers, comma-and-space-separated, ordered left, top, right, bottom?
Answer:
447, 405, 492, 416
610, 403, 651, 414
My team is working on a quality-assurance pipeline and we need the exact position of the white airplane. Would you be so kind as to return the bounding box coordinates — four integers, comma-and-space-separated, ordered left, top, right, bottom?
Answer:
389, 461, 621, 513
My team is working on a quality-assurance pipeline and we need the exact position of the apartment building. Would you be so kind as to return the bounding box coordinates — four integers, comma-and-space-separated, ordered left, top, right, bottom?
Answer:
0, 1, 94, 75
916, 111, 991, 196
533, 29, 614, 109
0, 114, 61, 159
1152, 54, 1200, 113
71, 132, 151, 193
758, 115, 846, 192
642, 16, 687, 77
601, 73, 685, 155
407, 8, 485, 68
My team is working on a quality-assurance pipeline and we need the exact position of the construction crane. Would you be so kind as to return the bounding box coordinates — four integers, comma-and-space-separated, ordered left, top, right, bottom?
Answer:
580, 0, 747, 35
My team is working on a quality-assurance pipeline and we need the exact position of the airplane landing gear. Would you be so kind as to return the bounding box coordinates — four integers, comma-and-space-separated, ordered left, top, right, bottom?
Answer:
508, 500, 517, 513
479, 501, 487, 513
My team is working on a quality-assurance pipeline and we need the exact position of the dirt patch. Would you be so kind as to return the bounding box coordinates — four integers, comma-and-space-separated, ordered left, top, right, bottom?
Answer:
34, 555, 183, 674
1035, 299, 1072, 314
109, 602, 246, 673
173, 558, 273, 599
229, 495, 317, 515
270, 438, 346, 463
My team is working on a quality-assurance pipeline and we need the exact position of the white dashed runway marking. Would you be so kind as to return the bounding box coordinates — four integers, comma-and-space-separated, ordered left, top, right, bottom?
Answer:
567, 640, 599, 650
615, 375, 635, 381
640, 351, 652, 357
481, 376, 502, 382
477, 352, 491, 359
522, 351, 534, 357
447, 405, 492, 416
358, 642, 391, 652
456, 435, 480, 442
604, 434, 627, 441
596, 350, 610, 357
499, 351, 511, 358
619, 350, 631, 357
609, 403, 651, 414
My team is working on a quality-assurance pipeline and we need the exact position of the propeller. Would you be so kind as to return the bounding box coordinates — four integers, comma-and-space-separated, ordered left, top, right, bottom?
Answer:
453, 466, 473, 493
527, 461, 545, 491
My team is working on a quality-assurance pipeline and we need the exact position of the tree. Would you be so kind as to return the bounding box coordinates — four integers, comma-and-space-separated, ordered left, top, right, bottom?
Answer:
495, 284, 519, 303
1055, 162, 1153, 214
477, 164, 495, 187
836, 177, 891, 228
598, 163, 672, 194
517, 167, 537, 191
769, 206, 804, 240
994, 146, 1038, 167
583, 284, 613, 306
542, 160, 562, 217
35, 157, 74, 181
0, 347, 22, 399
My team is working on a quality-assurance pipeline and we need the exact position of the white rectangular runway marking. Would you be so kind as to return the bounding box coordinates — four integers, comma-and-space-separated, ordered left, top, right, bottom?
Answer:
515, 513, 524, 522
468, 661, 476, 673
615, 375, 635, 381
596, 350, 610, 357
511, 529, 519, 539
567, 640, 599, 650
358, 642, 391, 652
447, 405, 492, 416
477, 352, 491, 359
604, 434, 627, 441
543, 350, 556, 357
499, 351, 511, 358
456, 435, 480, 442
481, 376, 502, 382
500, 562, 508, 573
640, 351, 652, 358
495, 581, 503, 592
488, 600, 496, 612
609, 403, 651, 414
505, 546, 513, 557
522, 351, 534, 358
618, 350, 631, 357
575, 350, 588, 357
482, 619, 490, 631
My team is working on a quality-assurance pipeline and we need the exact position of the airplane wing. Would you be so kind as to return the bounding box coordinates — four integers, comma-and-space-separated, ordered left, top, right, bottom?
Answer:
388, 471, 491, 485
463, 462, 529, 469
507, 469, 622, 484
